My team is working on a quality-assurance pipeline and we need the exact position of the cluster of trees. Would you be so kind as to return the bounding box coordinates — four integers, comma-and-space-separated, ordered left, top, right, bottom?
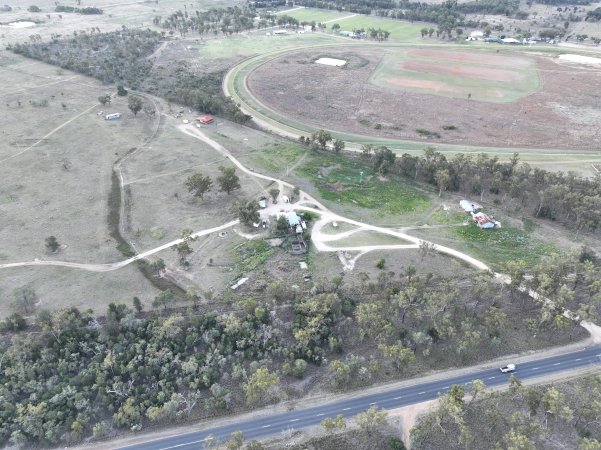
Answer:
299, 129, 345, 153
0, 303, 282, 446
359, 146, 601, 233
9, 29, 160, 87
411, 374, 601, 449
55, 6, 103, 14
587, 7, 601, 21
185, 167, 261, 227
154, 6, 256, 37
185, 167, 241, 200
2, 244, 598, 445
8, 29, 250, 123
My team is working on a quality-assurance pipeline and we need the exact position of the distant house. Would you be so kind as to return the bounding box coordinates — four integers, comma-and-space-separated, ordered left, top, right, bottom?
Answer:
105, 113, 121, 120
471, 212, 497, 229
273, 29, 287, 35
502, 38, 521, 44
259, 197, 268, 209
196, 115, 214, 124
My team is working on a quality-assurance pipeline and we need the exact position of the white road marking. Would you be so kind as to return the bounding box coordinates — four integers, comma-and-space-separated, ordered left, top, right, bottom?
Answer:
418, 391, 426, 395
261, 425, 271, 428
289, 419, 300, 422
342, 407, 351, 411
316, 413, 325, 416
160, 438, 207, 449
553, 363, 561, 366
575, 358, 582, 361
532, 367, 539, 370
393, 396, 402, 400
442, 386, 450, 389
488, 376, 496, 380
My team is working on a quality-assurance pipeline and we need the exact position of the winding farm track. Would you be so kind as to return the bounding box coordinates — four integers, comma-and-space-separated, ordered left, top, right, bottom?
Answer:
0, 121, 489, 273
1, 115, 597, 339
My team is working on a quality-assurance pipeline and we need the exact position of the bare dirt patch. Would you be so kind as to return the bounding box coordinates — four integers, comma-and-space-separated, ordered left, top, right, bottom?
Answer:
247, 46, 601, 149
384, 77, 459, 93
408, 48, 532, 68
403, 60, 526, 82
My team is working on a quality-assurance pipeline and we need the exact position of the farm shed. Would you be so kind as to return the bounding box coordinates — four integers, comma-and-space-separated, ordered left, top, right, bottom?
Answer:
196, 115, 214, 124
105, 113, 121, 120
459, 200, 481, 213
471, 212, 496, 229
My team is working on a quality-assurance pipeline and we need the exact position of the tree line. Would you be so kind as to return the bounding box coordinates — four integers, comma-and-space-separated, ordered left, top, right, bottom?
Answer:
412, 374, 601, 449
154, 6, 257, 37
8, 28, 250, 123
356, 144, 601, 233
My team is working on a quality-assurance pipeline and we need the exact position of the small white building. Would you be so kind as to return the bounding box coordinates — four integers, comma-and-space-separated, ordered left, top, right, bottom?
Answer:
273, 29, 287, 35
105, 113, 121, 120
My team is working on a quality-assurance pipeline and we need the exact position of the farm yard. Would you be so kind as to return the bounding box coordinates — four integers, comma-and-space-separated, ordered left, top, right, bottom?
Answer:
246, 45, 601, 150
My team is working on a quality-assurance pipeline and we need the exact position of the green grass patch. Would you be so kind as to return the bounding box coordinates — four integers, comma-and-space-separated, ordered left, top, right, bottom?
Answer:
328, 15, 424, 42
297, 154, 430, 215
427, 208, 467, 225
281, 7, 351, 23
453, 223, 557, 266
234, 240, 276, 274
251, 143, 307, 173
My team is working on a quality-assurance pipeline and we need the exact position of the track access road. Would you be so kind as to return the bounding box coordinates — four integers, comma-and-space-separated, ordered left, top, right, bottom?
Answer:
121, 345, 601, 450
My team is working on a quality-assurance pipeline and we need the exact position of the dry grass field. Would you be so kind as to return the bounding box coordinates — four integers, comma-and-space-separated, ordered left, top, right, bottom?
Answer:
0, 53, 163, 317
0, 0, 237, 43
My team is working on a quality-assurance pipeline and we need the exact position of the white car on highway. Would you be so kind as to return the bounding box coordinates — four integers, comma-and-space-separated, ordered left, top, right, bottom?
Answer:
500, 364, 516, 373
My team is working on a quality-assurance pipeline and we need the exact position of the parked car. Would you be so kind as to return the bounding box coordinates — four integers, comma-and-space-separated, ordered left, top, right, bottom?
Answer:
500, 364, 516, 373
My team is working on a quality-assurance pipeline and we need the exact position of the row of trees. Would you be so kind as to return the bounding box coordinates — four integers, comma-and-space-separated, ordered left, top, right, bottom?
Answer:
299, 129, 345, 153
411, 374, 601, 449
155, 6, 257, 37
358, 145, 601, 233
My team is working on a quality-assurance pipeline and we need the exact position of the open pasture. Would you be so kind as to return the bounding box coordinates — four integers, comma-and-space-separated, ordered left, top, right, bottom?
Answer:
282, 8, 424, 42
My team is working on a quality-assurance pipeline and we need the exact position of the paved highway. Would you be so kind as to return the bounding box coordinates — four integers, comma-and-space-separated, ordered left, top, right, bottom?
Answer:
121, 345, 601, 450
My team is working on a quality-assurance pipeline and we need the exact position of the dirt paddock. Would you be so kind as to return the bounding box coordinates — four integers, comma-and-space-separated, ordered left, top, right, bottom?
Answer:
247, 46, 601, 149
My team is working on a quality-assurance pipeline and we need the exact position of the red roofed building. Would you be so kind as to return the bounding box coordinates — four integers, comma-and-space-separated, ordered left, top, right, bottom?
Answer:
196, 115, 214, 124
471, 212, 496, 229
